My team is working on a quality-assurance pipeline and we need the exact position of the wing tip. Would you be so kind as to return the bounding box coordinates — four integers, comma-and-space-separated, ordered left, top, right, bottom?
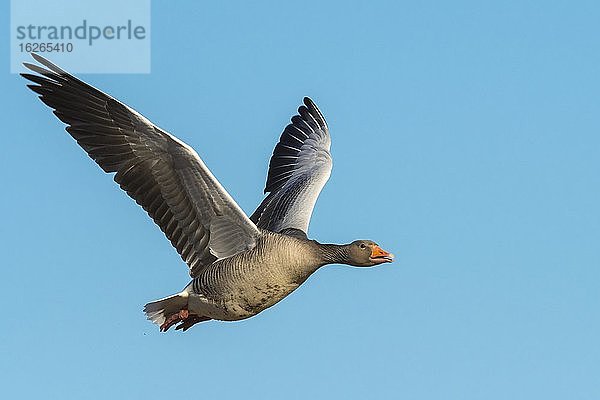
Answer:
303, 96, 314, 107
301, 96, 327, 128
30, 52, 44, 63
23, 52, 69, 78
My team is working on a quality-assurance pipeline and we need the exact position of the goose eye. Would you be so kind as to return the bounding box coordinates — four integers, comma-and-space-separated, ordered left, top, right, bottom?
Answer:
360, 243, 366, 249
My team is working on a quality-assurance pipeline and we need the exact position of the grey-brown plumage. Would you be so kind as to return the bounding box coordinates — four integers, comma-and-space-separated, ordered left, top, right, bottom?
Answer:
21, 53, 394, 332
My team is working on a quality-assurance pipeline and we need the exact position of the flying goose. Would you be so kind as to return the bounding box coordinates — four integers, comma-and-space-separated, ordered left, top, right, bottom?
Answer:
21, 54, 394, 332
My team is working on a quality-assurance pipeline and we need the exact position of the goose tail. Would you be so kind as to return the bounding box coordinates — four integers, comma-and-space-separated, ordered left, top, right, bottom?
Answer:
143, 292, 189, 330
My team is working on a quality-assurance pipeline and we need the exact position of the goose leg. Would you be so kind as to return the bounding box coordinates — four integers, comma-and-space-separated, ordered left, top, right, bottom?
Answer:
175, 315, 211, 331
160, 308, 189, 332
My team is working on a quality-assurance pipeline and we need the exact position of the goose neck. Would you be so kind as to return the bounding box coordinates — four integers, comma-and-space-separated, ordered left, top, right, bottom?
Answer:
317, 243, 351, 265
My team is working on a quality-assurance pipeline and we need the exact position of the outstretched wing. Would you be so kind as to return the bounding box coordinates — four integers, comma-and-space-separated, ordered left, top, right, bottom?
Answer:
22, 53, 260, 278
250, 97, 332, 236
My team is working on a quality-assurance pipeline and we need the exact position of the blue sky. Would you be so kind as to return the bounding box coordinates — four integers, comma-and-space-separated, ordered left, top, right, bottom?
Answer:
1, 1, 599, 399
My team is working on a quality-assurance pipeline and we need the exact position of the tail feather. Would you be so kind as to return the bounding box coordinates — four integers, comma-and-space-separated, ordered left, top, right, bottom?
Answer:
143, 292, 189, 327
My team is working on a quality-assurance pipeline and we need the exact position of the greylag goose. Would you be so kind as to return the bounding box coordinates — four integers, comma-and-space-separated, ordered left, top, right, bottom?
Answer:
21, 54, 394, 332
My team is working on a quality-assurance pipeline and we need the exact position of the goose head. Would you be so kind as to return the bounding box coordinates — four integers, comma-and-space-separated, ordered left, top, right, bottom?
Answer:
347, 240, 394, 266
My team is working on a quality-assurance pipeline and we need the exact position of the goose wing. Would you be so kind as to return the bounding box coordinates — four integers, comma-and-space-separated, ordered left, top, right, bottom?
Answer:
22, 53, 260, 278
250, 97, 332, 236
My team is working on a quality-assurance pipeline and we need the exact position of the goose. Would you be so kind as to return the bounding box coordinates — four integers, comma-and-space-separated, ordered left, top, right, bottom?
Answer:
21, 54, 394, 332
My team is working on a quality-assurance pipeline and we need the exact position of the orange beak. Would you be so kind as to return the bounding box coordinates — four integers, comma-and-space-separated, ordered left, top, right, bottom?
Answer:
370, 245, 394, 263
